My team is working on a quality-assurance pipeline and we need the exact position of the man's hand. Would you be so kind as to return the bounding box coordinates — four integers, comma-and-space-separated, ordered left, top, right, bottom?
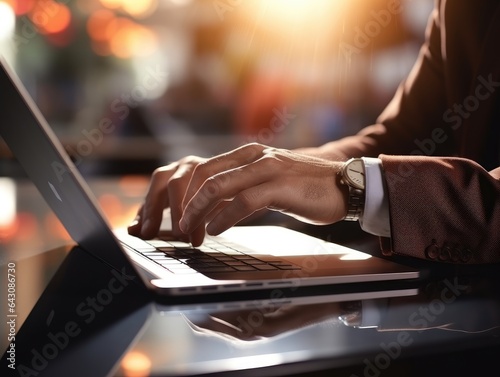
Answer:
128, 154, 208, 244
128, 143, 348, 245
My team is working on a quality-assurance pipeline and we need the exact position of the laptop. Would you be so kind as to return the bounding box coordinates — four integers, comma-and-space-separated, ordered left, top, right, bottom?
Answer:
0, 57, 421, 297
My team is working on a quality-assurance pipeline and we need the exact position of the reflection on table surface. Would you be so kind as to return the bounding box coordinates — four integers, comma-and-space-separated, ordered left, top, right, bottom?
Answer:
2, 240, 500, 376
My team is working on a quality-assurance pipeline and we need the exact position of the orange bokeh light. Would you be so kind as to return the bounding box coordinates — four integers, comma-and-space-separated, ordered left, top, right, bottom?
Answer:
87, 8, 115, 41
86, 7, 158, 59
121, 351, 152, 377
110, 21, 158, 59
0, 215, 19, 243
4, 0, 35, 15
30, 1, 71, 35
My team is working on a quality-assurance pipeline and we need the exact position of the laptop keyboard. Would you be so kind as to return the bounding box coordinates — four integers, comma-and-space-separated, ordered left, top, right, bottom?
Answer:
119, 235, 300, 275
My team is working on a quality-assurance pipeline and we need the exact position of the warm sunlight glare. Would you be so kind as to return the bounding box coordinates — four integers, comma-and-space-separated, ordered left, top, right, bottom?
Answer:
236, 0, 349, 63
249, 0, 345, 30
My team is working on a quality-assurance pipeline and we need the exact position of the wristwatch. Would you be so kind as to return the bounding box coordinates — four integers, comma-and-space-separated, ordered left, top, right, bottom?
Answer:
339, 158, 366, 221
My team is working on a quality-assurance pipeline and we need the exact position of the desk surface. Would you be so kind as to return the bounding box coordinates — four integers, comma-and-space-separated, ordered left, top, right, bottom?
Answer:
1, 178, 500, 376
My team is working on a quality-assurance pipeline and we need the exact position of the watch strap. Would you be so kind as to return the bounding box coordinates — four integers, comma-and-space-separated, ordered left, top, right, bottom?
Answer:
345, 186, 364, 221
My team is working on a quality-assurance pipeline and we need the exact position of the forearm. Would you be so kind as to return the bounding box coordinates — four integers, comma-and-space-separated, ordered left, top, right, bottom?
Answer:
293, 129, 385, 161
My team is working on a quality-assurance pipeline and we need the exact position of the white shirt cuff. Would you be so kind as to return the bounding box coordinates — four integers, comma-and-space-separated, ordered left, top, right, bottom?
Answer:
359, 157, 391, 237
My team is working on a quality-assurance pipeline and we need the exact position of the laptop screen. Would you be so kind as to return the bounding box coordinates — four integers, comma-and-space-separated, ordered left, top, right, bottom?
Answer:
0, 58, 136, 273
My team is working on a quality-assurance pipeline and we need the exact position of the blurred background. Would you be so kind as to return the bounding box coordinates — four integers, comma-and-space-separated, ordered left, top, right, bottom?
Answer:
0, 0, 434, 174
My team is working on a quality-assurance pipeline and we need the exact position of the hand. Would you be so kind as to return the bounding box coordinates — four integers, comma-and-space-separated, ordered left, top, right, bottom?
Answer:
129, 143, 348, 245
128, 154, 208, 244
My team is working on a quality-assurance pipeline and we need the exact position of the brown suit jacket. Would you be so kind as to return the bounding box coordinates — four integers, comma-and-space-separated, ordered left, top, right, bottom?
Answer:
329, 0, 500, 263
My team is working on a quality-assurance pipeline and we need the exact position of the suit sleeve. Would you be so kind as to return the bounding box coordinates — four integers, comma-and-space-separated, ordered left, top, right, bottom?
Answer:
379, 155, 500, 264
319, 0, 451, 159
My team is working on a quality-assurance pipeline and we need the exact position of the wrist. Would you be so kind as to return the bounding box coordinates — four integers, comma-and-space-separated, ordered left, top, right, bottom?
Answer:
336, 169, 350, 220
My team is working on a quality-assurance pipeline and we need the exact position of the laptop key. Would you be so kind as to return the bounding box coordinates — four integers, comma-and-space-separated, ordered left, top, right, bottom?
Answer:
154, 258, 180, 265
140, 251, 168, 257
119, 237, 156, 252
271, 264, 301, 270
168, 264, 198, 273
168, 241, 193, 249
233, 265, 257, 271
147, 254, 177, 260
147, 240, 173, 248
195, 266, 236, 273
254, 264, 279, 271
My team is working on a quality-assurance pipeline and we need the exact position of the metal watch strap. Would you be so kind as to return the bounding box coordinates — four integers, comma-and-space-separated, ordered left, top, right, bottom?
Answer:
345, 186, 364, 221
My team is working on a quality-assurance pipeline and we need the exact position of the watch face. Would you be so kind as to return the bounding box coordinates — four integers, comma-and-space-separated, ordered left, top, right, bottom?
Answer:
345, 159, 365, 189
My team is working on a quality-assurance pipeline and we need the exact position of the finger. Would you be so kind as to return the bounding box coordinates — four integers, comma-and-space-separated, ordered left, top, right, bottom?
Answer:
181, 202, 227, 246
179, 159, 275, 234
182, 143, 266, 209
204, 167, 344, 235
205, 182, 280, 235
189, 223, 206, 247
127, 204, 144, 236
167, 162, 197, 242
140, 165, 177, 238
205, 201, 231, 223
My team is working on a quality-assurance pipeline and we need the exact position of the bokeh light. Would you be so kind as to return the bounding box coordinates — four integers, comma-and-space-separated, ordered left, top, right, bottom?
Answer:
86, 6, 158, 59
42, 4, 71, 34
10, 0, 36, 15
87, 8, 116, 42
0, 1, 16, 40
121, 351, 152, 377
100, 0, 158, 18
0, 177, 17, 242
29, 1, 72, 35
121, 0, 157, 18
109, 19, 158, 59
